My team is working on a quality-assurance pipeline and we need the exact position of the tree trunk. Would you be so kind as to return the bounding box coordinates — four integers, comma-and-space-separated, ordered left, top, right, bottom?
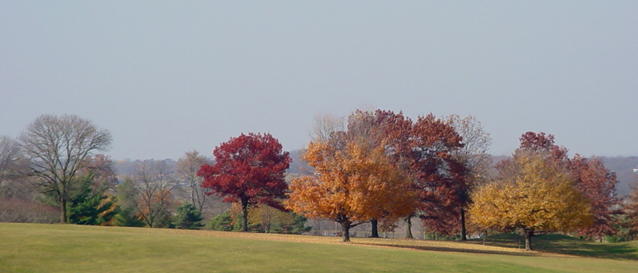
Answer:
341, 221, 351, 242
405, 216, 413, 239
524, 229, 534, 251
241, 198, 249, 232
460, 207, 467, 241
370, 219, 379, 238
60, 198, 67, 223
191, 181, 197, 210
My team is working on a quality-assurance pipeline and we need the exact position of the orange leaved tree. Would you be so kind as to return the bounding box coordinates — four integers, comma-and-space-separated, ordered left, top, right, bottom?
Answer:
287, 139, 416, 242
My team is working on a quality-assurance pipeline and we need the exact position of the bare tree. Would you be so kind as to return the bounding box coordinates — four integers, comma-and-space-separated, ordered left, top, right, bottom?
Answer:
78, 154, 118, 191
446, 114, 492, 240
0, 136, 23, 181
176, 151, 209, 212
19, 114, 112, 223
0, 136, 35, 200
310, 114, 344, 142
447, 115, 492, 183
134, 160, 175, 228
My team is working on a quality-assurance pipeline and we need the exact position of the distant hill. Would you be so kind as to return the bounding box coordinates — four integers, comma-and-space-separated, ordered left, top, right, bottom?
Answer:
112, 159, 177, 177
599, 156, 638, 196
288, 150, 312, 175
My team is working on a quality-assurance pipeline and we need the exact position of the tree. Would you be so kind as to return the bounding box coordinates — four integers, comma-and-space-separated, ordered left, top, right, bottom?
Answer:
446, 115, 492, 240
207, 211, 234, 231
77, 154, 118, 191
279, 213, 312, 234
174, 203, 204, 229
68, 155, 118, 225
139, 187, 173, 228
134, 161, 175, 228
113, 178, 144, 227
19, 114, 112, 223
198, 133, 290, 232
0, 136, 33, 200
469, 151, 592, 250
517, 131, 619, 241
287, 140, 416, 242
345, 110, 414, 237
114, 207, 145, 227
0, 136, 23, 181
248, 204, 279, 233
248, 204, 312, 234
569, 156, 619, 241
409, 114, 465, 238
622, 182, 638, 240
311, 114, 345, 142
316, 110, 467, 240
176, 151, 209, 212
69, 174, 118, 225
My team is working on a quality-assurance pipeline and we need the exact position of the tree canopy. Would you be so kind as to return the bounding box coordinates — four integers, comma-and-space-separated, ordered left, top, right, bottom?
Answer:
469, 151, 592, 250
198, 133, 290, 232
287, 139, 416, 242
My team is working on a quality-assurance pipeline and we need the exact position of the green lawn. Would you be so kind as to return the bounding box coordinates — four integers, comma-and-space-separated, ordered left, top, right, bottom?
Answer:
0, 223, 636, 273
470, 233, 638, 260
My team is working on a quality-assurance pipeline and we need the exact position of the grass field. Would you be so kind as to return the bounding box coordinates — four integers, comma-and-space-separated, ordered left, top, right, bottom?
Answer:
1, 223, 637, 273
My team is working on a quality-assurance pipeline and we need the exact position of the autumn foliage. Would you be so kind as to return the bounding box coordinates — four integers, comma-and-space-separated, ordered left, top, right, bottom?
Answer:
623, 184, 638, 240
287, 110, 478, 241
351, 111, 470, 237
517, 132, 619, 240
469, 151, 593, 250
569, 156, 619, 240
287, 140, 416, 241
409, 115, 467, 236
198, 133, 290, 232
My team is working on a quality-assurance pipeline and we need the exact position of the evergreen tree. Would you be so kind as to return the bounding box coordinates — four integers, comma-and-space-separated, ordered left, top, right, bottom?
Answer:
69, 176, 118, 225
174, 204, 203, 229
113, 178, 145, 227
114, 207, 145, 227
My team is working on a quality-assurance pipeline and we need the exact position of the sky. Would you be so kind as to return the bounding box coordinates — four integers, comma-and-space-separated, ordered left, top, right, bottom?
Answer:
1, 1, 637, 160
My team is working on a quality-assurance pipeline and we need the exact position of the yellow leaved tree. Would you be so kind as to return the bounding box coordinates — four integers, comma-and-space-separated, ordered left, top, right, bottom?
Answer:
469, 151, 592, 250
286, 139, 416, 242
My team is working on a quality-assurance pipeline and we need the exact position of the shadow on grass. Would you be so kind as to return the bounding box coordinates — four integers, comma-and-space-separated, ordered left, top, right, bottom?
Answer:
352, 241, 538, 257
469, 233, 638, 260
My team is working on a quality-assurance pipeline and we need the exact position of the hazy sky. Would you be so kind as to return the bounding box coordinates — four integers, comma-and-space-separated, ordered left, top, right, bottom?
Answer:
1, 1, 637, 159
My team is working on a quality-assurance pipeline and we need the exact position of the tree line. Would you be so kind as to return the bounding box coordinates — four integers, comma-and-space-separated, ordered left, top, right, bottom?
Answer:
0, 114, 308, 233
2, 112, 638, 250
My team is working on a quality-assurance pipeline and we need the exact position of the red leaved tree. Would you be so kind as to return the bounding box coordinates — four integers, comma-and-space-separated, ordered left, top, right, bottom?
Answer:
569, 155, 619, 241
409, 114, 466, 238
347, 110, 469, 239
197, 133, 290, 232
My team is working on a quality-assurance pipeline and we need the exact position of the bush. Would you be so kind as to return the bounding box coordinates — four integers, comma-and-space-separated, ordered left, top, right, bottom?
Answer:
275, 214, 312, 234
207, 207, 311, 234
207, 211, 234, 231
604, 235, 627, 243
114, 208, 145, 227
0, 198, 58, 223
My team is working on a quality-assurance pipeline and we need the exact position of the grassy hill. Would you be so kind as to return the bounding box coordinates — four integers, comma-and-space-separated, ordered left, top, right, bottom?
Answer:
1, 223, 637, 273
